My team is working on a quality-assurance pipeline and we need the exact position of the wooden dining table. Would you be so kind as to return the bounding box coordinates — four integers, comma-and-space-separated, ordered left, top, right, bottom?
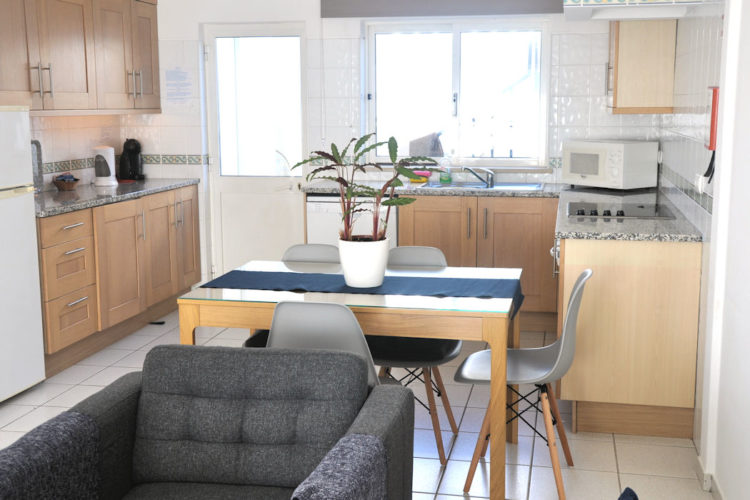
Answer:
177, 260, 522, 500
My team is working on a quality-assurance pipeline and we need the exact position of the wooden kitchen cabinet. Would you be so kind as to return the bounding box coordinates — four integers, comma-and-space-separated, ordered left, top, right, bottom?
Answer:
36, 0, 98, 110
37, 208, 98, 353
398, 196, 477, 267
399, 195, 558, 313
610, 20, 676, 114
94, 0, 160, 110
557, 238, 701, 435
143, 190, 179, 307
477, 197, 558, 313
0, 0, 42, 108
176, 185, 201, 289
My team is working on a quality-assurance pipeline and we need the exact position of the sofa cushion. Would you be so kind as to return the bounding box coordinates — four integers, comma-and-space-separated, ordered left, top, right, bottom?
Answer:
0, 411, 100, 500
133, 346, 369, 488
123, 482, 294, 500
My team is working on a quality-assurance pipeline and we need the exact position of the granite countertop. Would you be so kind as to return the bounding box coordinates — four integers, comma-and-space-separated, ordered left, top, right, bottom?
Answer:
302, 180, 563, 198
35, 178, 200, 217
555, 188, 702, 242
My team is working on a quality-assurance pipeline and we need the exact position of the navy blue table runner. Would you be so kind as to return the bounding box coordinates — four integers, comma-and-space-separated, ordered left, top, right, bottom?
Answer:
202, 270, 524, 315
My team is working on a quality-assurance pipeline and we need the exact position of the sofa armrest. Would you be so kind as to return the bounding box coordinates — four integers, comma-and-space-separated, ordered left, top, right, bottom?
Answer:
72, 371, 142, 500
345, 384, 414, 500
0, 411, 100, 500
292, 433, 386, 500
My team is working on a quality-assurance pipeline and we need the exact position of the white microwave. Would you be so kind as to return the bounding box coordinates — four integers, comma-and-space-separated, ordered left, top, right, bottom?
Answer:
562, 140, 659, 190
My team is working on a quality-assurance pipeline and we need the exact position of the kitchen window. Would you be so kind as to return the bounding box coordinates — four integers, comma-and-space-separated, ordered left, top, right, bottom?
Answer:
367, 21, 549, 167
215, 34, 303, 176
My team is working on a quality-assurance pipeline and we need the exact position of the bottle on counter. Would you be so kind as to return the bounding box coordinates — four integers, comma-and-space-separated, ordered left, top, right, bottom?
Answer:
439, 157, 452, 184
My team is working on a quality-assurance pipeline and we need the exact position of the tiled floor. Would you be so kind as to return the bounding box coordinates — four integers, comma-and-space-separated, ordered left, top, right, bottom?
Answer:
0, 315, 710, 499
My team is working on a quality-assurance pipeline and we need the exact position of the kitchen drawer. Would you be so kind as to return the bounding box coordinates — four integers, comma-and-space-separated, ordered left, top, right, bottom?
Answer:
40, 236, 96, 301
38, 209, 93, 248
43, 284, 99, 354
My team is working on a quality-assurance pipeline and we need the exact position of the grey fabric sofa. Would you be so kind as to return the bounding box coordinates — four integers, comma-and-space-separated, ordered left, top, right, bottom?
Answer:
0, 346, 414, 500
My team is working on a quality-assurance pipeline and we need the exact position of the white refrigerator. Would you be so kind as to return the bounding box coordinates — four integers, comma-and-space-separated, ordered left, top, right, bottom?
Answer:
0, 106, 46, 401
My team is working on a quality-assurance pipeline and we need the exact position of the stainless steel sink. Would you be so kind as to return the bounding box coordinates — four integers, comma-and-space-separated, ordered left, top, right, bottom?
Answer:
417, 181, 543, 191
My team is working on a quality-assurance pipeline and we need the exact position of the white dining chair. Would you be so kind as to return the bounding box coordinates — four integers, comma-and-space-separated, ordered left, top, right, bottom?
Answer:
454, 269, 593, 499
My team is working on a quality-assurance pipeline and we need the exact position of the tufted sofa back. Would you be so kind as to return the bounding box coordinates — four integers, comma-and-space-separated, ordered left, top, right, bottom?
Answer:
132, 345, 369, 488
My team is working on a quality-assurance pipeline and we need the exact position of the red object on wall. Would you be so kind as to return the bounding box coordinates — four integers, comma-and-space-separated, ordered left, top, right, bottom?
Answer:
707, 86, 719, 151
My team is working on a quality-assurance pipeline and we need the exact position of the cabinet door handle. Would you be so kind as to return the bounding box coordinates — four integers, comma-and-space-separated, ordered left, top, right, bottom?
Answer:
605, 63, 612, 94
550, 240, 560, 277
64, 247, 85, 256
467, 208, 471, 239
173, 201, 179, 226
141, 210, 146, 240
42, 64, 53, 97
66, 296, 88, 308
452, 92, 458, 117
180, 200, 185, 226
128, 70, 136, 99
62, 222, 84, 230
32, 63, 43, 95
483, 208, 488, 239
136, 69, 143, 98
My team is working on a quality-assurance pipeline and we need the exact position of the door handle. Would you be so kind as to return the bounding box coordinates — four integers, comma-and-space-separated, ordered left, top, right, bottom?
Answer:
64, 247, 85, 256
128, 70, 136, 99
42, 64, 53, 98
136, 69, 143, 98
66, 296, 88, 308
62, 222, 84, 230
141, 210, 146, 240
483, 208, 488, 239
32, 63, 43, 95
467, 208, 471, 239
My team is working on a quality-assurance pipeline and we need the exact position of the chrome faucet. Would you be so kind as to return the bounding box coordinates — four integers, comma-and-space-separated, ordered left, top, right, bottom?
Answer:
462, 167, 495, 188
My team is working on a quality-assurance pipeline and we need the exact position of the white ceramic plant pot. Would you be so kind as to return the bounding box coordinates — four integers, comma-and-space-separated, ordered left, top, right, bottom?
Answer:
338, 237, 389, 288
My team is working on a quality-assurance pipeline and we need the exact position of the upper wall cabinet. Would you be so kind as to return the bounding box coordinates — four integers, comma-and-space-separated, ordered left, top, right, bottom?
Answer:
609, 20, 677, 114
0, 0, 159, 113
94, 0, 159, 110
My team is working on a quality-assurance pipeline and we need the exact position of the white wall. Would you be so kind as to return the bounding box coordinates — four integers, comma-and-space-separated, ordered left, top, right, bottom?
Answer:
700, 0, 750, 497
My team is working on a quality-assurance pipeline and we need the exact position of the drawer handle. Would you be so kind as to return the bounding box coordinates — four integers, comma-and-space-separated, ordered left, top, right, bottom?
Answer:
62, 222, 84, 230
64, 247, 85, 256
66, 296, 88, 308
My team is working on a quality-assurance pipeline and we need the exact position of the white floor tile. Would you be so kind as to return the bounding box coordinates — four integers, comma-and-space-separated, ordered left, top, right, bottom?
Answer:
128, 321, 173, 338
415, 401, 456, 431
0, 431, 25, 449
448, 433, 534, 467
80, 367, 139, 387
466, 385, 490, 408
6, 382, 72, 406
413, 458, 445, 494
616, 443, 700, 479
529, 467, 620, 500
619, 473, 712, 499
3, 406, 66, 432
533, 436, 617, 472
614, 433, 695, 448
0, 404, 35, 428
195, 326, 224, 339
44, 385, 102, 408
203, 337, 246, 348
112, 350, 149, 368
414, 428, 456, 460
78, 348, 134, 367
438, 460, 529, 499
109, 334, 155, 350
216, 328, 251, 340
412, 494, 435, 500
140, 329, 181, 350
45, 364, 105, 385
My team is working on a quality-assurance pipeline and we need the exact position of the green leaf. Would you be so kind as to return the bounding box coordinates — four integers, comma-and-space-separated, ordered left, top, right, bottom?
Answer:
312, 151, 338, 163
395, 165, 422, 180
354, 141, 387, 162
382, 197, 416, 206
400, 156, 439, 166
305, 165, 336, 181
390, 178, 404, 187
331, 143, 341, 164
291, 156, 322, 170
339, 137, 357, 161
354, 133, 374, 154
388, 137, 398, 164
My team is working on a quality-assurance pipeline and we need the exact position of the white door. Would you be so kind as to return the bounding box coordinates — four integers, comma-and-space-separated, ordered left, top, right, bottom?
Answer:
204, 24, 306, 275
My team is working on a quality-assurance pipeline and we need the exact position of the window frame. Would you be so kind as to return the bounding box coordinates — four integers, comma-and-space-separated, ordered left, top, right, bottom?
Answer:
204, 22, 307, 178
366, 18, 551, 169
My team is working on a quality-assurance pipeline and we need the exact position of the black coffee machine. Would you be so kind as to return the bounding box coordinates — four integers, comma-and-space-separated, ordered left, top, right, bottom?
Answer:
119, 138, 145, 180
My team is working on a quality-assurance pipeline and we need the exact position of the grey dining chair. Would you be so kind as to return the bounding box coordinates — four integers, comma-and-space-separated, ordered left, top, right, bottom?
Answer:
365, 246, 462, 465
454, 269, 593, 499
267, 301, 380, 389
244, 243, 340, 348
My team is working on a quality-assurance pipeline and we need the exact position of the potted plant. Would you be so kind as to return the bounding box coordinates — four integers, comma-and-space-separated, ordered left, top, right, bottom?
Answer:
293, 133, 437, 287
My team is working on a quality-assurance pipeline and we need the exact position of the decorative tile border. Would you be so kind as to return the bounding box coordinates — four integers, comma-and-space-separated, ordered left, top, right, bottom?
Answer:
548, 157, 562, 169
661, 164, 713, 214
41, 154, 206, 173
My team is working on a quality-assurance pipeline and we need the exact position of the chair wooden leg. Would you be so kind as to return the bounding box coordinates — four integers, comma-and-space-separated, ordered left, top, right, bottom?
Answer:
546, 383, 574, 467
432, 366, 459, 435
541, 390, 566, 500
378, 366, 389, 378
464, 406, 491, 493
423, 367, 447, 465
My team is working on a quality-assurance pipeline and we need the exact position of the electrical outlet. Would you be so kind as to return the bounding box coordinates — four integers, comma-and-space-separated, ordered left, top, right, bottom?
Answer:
696, 174, 708, 194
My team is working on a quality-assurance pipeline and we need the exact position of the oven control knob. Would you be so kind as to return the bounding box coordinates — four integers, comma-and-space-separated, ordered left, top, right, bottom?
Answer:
576, 209, 585, 216
603, 210, 612, 216
616, 210, 625, 217
590, 209, 598, 216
